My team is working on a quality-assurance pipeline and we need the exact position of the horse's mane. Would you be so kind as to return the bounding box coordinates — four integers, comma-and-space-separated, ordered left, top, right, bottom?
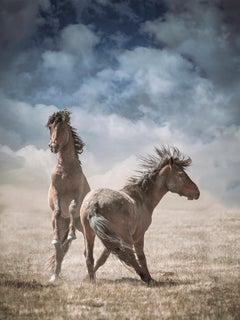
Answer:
46, 109, 85, 157
122, 146, 192, 203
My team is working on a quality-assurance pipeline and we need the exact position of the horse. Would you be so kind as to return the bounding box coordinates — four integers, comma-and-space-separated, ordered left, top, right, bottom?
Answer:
80, 146, 200, 285
46, 109, 91, 282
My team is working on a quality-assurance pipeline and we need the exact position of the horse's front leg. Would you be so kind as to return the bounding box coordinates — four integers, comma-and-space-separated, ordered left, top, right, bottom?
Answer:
49, 217, 69, 282
67, 199, 77, 241
49, 241, 63, 282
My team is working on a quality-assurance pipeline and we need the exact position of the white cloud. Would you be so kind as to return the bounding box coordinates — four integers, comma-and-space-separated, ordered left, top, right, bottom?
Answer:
0, 103, 239, 207
35, 24, 101, 96
42, 51, 76, 74
72, 45, 232, 140
119, 48, 184, 95
89, 155, 137, 190
0, 125, 22, 149
60, 24, 100, 59
70, 107, 186, 174
192, 125, 240, 206
0, 144, 54, 188
142, 1, 240, 88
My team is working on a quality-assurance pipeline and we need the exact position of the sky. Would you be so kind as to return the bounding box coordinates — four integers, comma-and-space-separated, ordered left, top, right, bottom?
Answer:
0, 0, 240, 208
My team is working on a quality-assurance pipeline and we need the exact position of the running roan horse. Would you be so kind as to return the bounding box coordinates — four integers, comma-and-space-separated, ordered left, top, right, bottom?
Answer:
80, 146, 200, 285
46, 109, 90, 282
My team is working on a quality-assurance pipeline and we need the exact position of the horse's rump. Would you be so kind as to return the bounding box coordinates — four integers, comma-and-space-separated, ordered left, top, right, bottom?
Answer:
87, 202, 131, 248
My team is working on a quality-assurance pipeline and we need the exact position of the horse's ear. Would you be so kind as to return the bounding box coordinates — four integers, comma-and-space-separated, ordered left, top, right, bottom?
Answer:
169, 157, 173, 167
63, 109, 71, 123
46, 112, 56, 127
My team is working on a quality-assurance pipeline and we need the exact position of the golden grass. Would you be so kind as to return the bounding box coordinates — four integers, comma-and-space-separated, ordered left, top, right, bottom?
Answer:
0, 193, 240, 319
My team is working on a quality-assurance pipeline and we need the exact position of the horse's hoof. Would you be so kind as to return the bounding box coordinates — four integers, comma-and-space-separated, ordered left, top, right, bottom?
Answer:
147, 279, 158, 287
49, 274, 58, 283
82, 274, 96, 283
51, 239, 60, 245
67, 234, 76, 241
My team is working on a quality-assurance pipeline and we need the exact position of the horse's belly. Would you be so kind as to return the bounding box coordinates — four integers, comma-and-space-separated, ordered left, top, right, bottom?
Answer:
59, 195, 80, 218
48, 190, 80, 218
59, 199, 71, 218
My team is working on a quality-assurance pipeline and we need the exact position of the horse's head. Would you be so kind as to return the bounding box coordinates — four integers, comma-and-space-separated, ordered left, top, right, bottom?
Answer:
46, 109, 71, 153
164, 158, 200, 200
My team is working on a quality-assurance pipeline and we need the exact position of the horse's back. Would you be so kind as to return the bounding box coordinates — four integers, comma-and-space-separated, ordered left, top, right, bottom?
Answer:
82, 188, 134, 212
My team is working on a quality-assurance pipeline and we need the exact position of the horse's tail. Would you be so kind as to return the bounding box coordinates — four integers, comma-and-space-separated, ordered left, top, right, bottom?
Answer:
87, 204, 133, 267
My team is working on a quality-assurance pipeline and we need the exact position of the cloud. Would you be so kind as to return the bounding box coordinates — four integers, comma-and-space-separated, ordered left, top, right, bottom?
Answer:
0, 98, 57, 149
0, 0, 50, 72
89, 155, 137, 190
0, 144, 54, 188
72, 45, 234, 140
0, 102, 239, 207
193, 125, 240, 206
0, 1, 239, 208
143, 1, 240, 89
42, 51, 76, 74
70, 107, 186, 174
60, 24, 100, 59
6, 23, 101, 106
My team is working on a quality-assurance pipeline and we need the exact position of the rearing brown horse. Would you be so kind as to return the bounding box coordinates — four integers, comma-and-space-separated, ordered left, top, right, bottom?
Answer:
46, 109, 90, 282
80, 146, 200, 285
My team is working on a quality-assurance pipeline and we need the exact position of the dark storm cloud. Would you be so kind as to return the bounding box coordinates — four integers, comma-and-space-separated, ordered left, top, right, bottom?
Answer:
0, 0, 239, 206
0, 0, 50, 72
144, 0, 240, 88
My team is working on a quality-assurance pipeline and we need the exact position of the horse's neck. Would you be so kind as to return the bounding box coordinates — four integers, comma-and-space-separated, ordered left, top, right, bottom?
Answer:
57, 138, 80, 170
143, 177, 168, 212
123, 178, 168, 214
151, 185, 168, 210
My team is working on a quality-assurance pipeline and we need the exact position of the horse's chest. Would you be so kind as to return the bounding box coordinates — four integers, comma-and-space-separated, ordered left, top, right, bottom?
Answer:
133, 207, 152, 237
52, 171, 78, 190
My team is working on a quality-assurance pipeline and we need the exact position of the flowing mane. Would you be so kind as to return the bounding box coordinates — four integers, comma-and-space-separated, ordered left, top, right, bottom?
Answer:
46, 109, 84, 158
123, 146, 192, 202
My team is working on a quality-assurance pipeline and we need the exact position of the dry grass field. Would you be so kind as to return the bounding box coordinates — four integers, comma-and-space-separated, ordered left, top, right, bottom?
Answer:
0, 187, 240, 320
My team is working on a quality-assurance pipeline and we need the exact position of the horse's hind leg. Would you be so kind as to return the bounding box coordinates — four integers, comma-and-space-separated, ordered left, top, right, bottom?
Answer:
134, 239, 154, 285
115, 246, 151, 284
94, 248, 110, 273
67, 199, 77, 240
82, 222, 96, 281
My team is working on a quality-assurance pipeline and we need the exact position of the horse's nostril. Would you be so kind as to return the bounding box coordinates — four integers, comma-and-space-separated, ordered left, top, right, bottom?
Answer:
195, 191, 200, 199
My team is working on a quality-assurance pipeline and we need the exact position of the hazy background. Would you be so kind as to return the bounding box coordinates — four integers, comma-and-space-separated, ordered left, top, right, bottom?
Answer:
0, 0, 240, 211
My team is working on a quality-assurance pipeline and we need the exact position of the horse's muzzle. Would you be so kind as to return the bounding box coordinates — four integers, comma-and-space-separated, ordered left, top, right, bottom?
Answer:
188, 190, 200, 200
49, 143, 59, 153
